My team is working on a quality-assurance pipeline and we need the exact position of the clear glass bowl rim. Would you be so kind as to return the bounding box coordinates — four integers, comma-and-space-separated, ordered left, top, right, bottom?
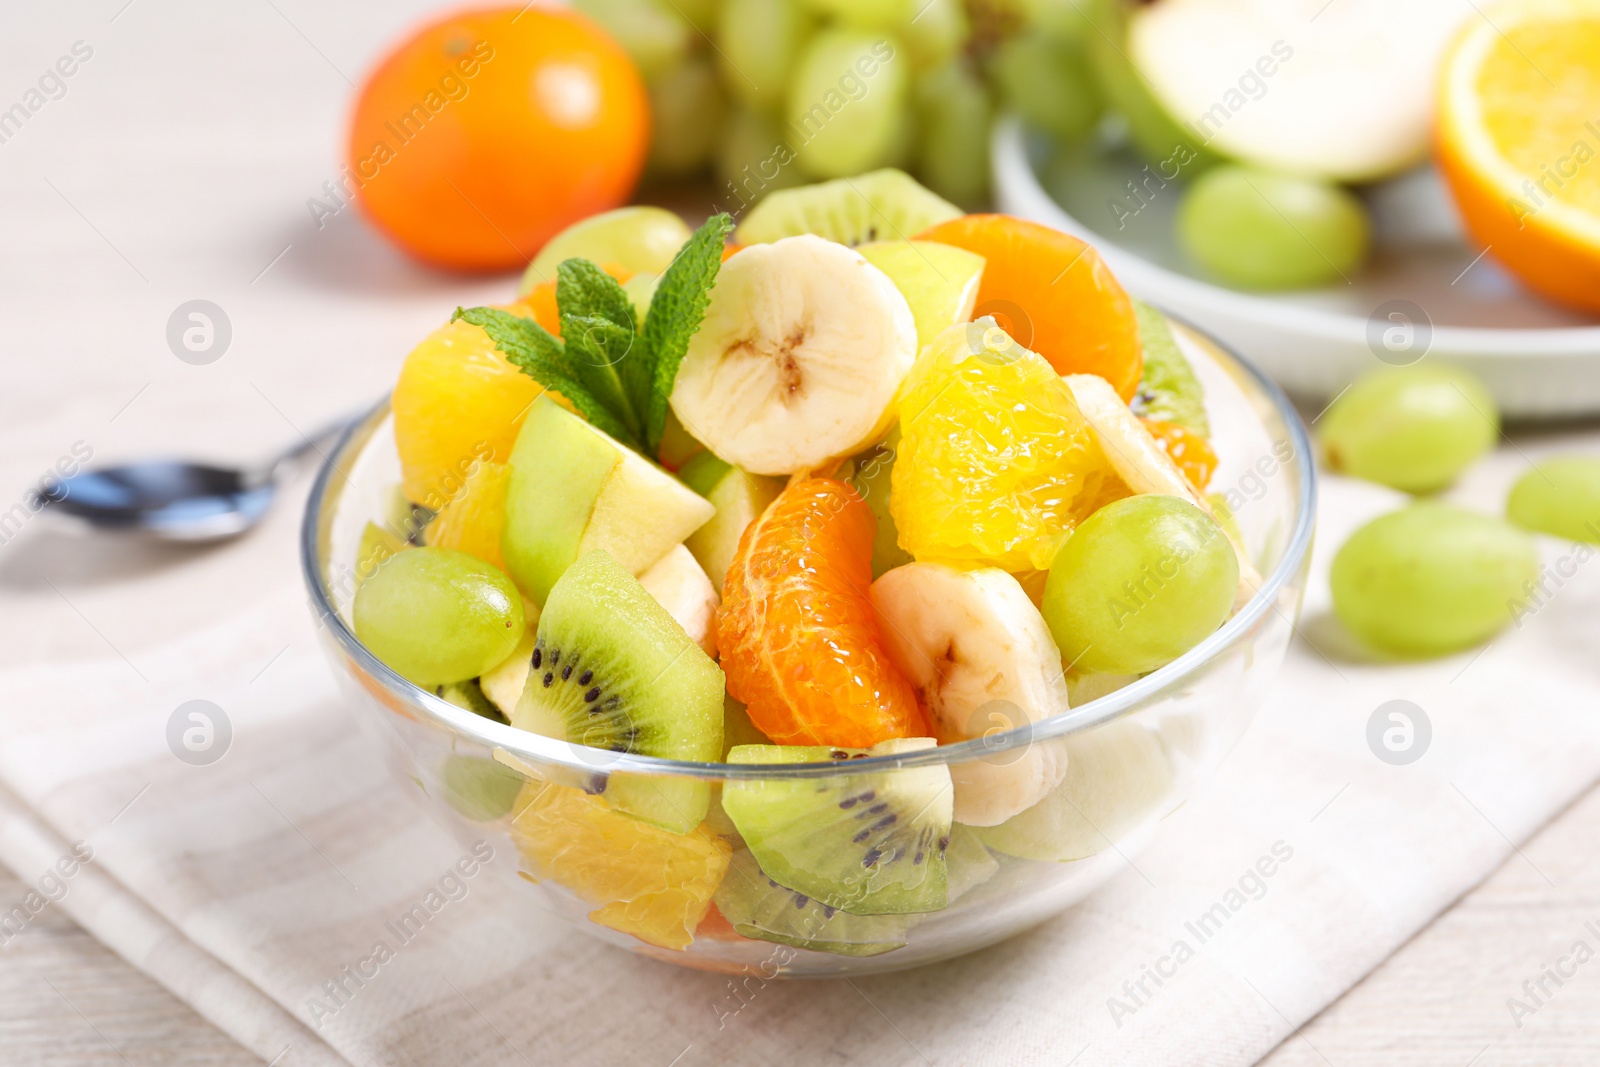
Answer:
300, 311, 1316, 781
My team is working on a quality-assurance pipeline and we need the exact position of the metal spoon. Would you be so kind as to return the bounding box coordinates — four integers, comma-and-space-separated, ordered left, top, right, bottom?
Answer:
39, 415, 355, 543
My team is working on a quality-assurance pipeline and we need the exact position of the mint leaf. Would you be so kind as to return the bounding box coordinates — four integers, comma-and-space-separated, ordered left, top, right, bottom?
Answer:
561, 313, 643, 442
451, 307, 641, 449
639, 213, 733, 452
555, 258, 636, 333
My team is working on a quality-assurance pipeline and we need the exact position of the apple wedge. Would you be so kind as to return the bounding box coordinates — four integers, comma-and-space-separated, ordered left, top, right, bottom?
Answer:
502, 396, 714, 604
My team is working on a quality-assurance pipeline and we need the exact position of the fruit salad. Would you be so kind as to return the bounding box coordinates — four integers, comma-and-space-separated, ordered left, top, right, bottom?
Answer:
348, 169, 1256, 959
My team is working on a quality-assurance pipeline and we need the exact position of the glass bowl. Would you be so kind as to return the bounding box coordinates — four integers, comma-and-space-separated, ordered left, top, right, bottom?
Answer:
301, 315, 1314, 977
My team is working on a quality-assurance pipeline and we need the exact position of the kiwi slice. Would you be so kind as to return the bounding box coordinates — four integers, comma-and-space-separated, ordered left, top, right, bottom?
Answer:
715, 847, 910, 957
733, 169, 963, 247
1129, 300, 1209, 436
512, 550, 724, 835
720, 738, 953, 915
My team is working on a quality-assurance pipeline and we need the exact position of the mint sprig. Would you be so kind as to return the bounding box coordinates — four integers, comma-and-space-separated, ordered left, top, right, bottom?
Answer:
453, 212, 734, 457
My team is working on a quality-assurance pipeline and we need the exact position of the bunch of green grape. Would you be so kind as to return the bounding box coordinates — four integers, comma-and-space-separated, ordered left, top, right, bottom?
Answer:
573, 0, 1103, 210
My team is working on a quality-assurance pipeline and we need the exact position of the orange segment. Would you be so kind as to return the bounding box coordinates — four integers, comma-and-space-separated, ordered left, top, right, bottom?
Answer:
509, 781, 729, 952
891, 324, 1110, 571
717, 478, 925, 748
915, 215, 1143, 400
423, 461, 510, 570
1437, 0, 1600, 312
392, 300, 547, 508
1141, 418, 1217, 491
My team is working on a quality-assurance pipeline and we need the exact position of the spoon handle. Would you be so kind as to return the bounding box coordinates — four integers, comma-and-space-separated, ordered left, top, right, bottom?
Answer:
253, 408, 366, 484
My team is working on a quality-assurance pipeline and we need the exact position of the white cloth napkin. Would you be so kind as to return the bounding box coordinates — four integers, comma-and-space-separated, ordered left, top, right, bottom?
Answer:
3, 441, 1598, 1067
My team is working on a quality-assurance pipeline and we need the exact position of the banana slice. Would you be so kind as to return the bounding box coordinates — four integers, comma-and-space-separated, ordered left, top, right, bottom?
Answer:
637, 544, 719, 657
1063, 373, 1262, 602
669, 235, 918, 477
870, 563, 1070, 827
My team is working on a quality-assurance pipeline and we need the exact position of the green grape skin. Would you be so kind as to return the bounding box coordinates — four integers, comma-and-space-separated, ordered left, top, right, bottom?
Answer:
913, 60, 993, 209
646, 55, 728, 178
1331, 503, 1538, 657
788, 30, 910, 180
990, 31, 1102, 142
1319, 365, 1498, 494
716, 107, 806, 212
673, 0, 719, 33
1042, 494, 1239, 676
353, 547, 525, 688
900, 0, 967, 70
717, 0, 812, 110
1177, 165, 1370, 290
799, 0, 909, 27
569, 0, 691, 81
1507, 458, 1600, 543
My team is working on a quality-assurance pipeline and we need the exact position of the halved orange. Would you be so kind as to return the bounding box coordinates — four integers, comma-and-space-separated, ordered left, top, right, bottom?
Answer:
1437, 0, 1600, 312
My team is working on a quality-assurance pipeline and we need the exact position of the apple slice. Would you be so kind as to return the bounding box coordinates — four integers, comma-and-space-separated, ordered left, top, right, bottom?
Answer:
637, 544, 720, 656
1128, 0, 1470, 182
503, 396, 714, 604
678, 452, 784, 592
858, 240, 984, 354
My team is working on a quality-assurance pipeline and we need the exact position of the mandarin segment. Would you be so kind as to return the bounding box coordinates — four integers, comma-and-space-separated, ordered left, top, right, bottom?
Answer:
891, 323, 1109, 571
916, 214, 1143, 400
717, 478, 925, 747
509, 780, 730, 952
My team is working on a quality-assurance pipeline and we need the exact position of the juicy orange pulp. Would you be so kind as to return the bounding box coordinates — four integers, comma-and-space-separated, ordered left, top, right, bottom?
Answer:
891, 326, 1111, 572
718, 478, 926, 748
424, 461, 511, 570
348, 7, 648, 271
510, 780, 729, 951
392, 300, 548, 508
1436, 1, 1600, 312
915, 214, 1144, 400
1142, 418, 1218, 491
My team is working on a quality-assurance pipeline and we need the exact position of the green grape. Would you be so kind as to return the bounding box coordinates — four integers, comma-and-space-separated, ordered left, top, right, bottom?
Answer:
788, 30, 910, 180
1507, 458, 1600, 543
1078, 0, 1216, 173
353, 547, 524, 687
716, 106, 805, 212
1042, 495, 1239, 676
799, 0, 910, 27
718, 0, 812, 110
1177, 165, 1371, 290
1331, 503, 1538, 657
1319, 365, 1498, 494
901, 0, 967, 70
674, 0, 719, 33
991, 31, 1102, 142
520, 206, 692, 294
441, 755, 524, 822
914, 60, 993, 209
646, 56, 728, 178
570, 0, 691, 81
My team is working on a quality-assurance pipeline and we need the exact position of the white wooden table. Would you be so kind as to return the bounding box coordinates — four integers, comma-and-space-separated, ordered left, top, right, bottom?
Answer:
4, 1, 1599, 1063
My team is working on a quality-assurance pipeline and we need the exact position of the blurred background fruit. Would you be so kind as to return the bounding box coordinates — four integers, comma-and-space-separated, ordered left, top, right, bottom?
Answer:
571, 0, 1107, 214
1436, 0, 1600, 313
349, 6, 649, 271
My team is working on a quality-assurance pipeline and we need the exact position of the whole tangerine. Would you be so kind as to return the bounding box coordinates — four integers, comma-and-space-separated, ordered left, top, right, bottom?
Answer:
347, 6, 648, 272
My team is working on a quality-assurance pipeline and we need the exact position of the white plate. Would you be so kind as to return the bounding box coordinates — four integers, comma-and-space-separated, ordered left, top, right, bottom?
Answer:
991, 119, 1600, 419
